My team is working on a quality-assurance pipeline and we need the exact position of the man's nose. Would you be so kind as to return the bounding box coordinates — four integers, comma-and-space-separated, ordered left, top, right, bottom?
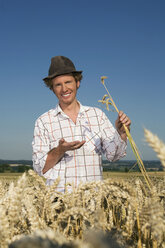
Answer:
61, 83, 67, 92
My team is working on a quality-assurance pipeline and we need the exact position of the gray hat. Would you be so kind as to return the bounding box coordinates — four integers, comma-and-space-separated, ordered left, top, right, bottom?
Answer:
43, 56, 82, 82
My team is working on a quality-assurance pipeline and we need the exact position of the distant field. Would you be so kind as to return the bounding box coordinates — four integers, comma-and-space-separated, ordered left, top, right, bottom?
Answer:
0, 173, 23, 177
0, 171, 164, 182
103, 171, 165, 179
0, 173, 23, 181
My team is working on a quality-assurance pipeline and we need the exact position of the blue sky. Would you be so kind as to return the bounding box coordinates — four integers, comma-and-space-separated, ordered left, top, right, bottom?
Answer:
0, 0, 165, 160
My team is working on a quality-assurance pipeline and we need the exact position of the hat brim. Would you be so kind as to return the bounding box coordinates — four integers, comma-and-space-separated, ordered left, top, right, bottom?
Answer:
43, 70, 82, 82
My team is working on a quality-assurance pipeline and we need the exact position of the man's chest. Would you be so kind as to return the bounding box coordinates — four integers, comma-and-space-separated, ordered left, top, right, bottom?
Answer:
46, 117, 102, 151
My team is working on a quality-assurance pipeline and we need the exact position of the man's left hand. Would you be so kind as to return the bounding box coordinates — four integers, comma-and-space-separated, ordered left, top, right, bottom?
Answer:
115, 111, 131, 142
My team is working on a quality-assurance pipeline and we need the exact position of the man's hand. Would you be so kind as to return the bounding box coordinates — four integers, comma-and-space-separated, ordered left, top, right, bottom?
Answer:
115, 111, 131, 141
42, 138, 85, 174
58, 138, 86, 153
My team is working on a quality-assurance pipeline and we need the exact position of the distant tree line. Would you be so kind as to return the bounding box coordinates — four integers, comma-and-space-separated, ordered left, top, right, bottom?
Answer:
0, 160, 163, 173
0, 164, 31, 173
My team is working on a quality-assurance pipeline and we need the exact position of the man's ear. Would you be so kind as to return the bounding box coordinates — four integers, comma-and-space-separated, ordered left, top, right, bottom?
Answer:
76, 81, 80, 89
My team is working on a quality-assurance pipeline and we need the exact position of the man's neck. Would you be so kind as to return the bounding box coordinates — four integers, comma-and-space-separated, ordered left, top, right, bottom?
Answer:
60, 100, 79, 113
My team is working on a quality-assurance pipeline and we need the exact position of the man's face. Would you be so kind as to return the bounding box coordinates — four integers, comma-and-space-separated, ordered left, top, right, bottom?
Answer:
52, 75, 80, 107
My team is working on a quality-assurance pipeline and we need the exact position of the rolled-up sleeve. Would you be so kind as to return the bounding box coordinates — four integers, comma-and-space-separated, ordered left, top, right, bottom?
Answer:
100, 112, 127, 161
32, 118, 50, 177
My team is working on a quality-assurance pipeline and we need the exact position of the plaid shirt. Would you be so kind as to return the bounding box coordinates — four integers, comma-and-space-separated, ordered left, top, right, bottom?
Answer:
32, 103, 127, 192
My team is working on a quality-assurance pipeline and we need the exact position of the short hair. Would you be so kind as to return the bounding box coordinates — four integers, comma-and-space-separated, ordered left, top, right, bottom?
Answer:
44, 73, 83, 90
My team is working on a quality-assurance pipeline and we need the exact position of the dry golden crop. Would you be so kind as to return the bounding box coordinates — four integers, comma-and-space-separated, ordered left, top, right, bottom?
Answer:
0, 129, 164, 248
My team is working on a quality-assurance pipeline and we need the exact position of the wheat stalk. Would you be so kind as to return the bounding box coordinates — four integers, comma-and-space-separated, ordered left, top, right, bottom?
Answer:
99, 76, 153, 191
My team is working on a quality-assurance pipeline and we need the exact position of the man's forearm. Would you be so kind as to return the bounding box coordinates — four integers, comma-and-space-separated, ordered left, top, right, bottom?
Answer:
42, 138, 85, 174
42, 146, 65, 174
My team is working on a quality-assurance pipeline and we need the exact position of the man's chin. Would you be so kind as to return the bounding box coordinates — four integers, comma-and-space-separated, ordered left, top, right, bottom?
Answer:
59, 100, 72, 106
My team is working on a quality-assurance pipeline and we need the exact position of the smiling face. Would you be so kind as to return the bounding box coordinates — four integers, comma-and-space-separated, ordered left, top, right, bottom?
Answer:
52, 74, 80, 109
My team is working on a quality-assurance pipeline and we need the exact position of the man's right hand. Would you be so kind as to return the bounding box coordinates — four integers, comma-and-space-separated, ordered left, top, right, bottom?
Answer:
42, 138, 85, 174
59, 138, 86, 153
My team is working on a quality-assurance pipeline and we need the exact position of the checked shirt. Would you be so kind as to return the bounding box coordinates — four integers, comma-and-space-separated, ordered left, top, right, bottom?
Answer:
32, 102, 127, 192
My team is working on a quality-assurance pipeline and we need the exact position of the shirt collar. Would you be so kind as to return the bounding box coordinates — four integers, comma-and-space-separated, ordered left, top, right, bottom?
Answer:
53, 101, 90, 117
79, 102, 90, 115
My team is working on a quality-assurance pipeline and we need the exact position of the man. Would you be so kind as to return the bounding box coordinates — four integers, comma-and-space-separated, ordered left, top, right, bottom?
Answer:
32, 56, 131, 192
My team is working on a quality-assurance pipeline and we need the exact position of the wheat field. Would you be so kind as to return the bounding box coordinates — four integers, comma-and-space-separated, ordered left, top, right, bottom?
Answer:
0, 129, 165, 248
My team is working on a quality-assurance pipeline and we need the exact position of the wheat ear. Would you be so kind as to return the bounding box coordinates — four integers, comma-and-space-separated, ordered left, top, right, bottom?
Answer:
144, 128, 165, 168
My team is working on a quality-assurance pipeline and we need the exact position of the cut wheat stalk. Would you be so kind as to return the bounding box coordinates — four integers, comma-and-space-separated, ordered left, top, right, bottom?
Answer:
99, 76, 153, 191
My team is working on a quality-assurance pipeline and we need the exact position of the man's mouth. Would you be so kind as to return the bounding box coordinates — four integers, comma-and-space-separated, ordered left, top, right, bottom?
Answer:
61, 93, 71, 98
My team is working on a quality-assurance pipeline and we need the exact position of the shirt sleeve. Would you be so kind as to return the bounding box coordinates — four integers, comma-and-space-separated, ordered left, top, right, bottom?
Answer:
100, 111, 127, 161
32, 118, 50, 177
